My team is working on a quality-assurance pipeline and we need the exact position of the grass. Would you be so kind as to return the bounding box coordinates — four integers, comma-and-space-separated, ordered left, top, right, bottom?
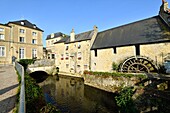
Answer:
84, 70, 147, 79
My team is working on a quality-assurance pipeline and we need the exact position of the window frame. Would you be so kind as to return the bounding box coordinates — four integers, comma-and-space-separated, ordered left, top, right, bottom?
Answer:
19, 37, 25, 43
19, 48, 25, 59
20, 29, 25, 33
0, 28, 4, 32
32, 39, 37, 44
32, 49, 37, 59
0, 34, 5, 40
0, 46, 5, 57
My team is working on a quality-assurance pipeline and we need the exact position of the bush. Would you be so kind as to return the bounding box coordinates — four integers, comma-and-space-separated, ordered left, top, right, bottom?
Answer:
115, 87, 139, 113
18, 59, 35, 70
25, 73, 46, 113
112, 62, 118, 71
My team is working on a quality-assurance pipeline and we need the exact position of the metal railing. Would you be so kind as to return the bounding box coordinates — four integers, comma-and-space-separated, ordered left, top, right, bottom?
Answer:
15, 62, 25, 113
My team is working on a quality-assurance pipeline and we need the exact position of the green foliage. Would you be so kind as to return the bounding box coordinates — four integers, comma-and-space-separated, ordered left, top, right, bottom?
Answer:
83, 70, 146, 78
115, 87, 139, 113
25, 73, 46, 113
40, 103, 60, 113
18, 59, 35, 70
112, 62, 118, 70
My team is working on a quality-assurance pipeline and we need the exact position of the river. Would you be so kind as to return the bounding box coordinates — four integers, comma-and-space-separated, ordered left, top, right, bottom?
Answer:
38, 75, 118, 113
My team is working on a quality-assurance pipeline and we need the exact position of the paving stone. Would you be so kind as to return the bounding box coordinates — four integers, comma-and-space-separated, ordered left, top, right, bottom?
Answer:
0, 65, 19, 113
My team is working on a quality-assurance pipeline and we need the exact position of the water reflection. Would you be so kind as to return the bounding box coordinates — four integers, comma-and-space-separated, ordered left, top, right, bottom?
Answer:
39, 75, 118, 113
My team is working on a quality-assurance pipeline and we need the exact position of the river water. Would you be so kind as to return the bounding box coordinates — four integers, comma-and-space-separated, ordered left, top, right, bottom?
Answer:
39, 75, 118, 113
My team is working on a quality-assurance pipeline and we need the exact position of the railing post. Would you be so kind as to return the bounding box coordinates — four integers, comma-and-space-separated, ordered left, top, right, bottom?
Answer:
15, 62, 26, 113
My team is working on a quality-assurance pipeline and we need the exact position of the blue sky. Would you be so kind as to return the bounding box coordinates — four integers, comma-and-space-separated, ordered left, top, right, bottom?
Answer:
0, 0, 163, 47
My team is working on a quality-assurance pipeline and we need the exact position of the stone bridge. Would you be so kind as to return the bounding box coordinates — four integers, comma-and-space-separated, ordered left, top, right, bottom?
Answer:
26, 59, 58, 75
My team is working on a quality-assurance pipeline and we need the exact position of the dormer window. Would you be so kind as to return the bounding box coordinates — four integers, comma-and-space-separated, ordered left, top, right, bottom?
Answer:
33, 25, 36, 28
21, 22, 24, 25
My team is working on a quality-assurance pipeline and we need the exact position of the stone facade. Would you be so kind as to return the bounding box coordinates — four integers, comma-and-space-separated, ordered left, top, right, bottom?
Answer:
46, 32, 65, 59
0, 24, 11, 64
0, 20, 43, 64
47, 26, 98, 74
91, 46, 135, 72
91, 43, 170, 72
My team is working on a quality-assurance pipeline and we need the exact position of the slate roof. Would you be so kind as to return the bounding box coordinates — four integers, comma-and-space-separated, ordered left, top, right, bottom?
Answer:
7, 20, 43, 32
0, 23, 10, 27
46, 32, 66, 40
54, 36, 70, 44
65, 30, 94, 44
91, 16, 170, 50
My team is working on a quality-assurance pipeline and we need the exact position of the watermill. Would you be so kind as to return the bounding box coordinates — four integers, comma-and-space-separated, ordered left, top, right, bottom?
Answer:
119, 56, 158, 73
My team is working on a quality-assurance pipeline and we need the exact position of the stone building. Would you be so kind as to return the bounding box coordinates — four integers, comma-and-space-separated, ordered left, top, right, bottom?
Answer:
53, 26, 98, 74
0, 20, 43, 64
46, 32, 66, 59
90, 2, 170, 73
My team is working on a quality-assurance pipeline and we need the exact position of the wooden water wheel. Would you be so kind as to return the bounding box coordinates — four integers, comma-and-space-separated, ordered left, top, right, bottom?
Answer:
120, 56, 158, 73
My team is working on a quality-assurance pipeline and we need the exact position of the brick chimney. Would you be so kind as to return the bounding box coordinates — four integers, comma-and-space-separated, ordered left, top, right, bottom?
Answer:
70, 28, 75, 42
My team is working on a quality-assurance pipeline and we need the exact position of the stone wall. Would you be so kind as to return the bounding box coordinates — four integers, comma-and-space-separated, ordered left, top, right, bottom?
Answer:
83, 74, 142, 93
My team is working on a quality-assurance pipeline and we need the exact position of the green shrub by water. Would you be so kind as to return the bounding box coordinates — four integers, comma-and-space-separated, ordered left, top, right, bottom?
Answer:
115, 87, 139, 113
18, 59, 35, 70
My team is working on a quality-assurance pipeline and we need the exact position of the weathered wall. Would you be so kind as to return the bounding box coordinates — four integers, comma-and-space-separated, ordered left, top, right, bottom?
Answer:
83, 74, 142, 93
0, 25, 11, 64
140, 43, 170, 65
91, 46, 135, 72
8, 23, 43, 60
91, 42, 170, 72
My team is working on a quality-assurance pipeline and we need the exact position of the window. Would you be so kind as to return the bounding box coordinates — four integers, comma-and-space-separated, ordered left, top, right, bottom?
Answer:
0, 28, 4, 32
19, 48, 24, 59
19, 37, 24, 42
20, 29, 25, 33
113, 47, 117, 54
94, 50, 97, 57
65, 53, 69, 60
66, 64, 69, 68
84, 65, 88, 70
48, 54, 50, 59
78, 43, 81, 49
51, 40, 54, 45
0, 46, 5, 57
32, 32, 37, 36
77, 52, 82, 60
65, 45, 69, 50
32, 49, 37, 59
0, 34, 4, 40
135, 45, 140, 56
51, 54, 55, 59
61, 54, 64, 60
21, 22, 24, 25
32, 39, 37, 44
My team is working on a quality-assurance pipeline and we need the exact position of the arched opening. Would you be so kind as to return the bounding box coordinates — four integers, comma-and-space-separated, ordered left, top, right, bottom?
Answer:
29, 71, 49, 83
